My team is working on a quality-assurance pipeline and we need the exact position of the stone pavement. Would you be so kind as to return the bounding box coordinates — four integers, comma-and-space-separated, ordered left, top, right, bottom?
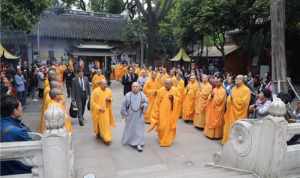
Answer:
22, 81, 254, 178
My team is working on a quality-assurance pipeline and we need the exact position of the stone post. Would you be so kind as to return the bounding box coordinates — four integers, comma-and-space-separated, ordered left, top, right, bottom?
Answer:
42, 105, 74, 178
214, 97, 288, 178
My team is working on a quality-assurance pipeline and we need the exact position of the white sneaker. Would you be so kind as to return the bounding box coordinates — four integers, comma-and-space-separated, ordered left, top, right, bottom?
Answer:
33, 99, 38, 102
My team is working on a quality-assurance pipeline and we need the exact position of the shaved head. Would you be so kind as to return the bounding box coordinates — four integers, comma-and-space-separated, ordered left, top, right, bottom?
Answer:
131, 82, 140, 94
235, 75, 244, 86
202, 74, 208, 82
164, 79, 173, 90
99, 79, 107, 90
151, 71, 157, 79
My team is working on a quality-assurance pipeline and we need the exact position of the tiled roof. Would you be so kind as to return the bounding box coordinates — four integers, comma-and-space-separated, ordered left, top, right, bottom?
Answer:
192, 44, 239, 57
31, 10, 126, 41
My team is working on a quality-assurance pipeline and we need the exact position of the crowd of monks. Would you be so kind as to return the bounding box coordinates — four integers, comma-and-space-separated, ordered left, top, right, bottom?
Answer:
113, 64, 251, 145
39, 62, 251, 147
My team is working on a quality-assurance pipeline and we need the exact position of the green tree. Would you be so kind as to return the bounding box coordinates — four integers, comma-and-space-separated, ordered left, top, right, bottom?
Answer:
1, 0, 51, 31
133, 0, 175, 63
105, 0, 124, 14
91, 0, 105, 12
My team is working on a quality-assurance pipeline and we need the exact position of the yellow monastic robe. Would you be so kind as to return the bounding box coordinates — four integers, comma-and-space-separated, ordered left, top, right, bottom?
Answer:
222, 84, 251, 144
120, 66, 127, 80
173, 78, 185, 119
56, 65, 65, 83
91, 87, 115, 142
114, 64, 119, 80
150, 86, 179, 147
182, 81, 198, 121
204, 86, 226, 139
135, 67, 141, 76
193, 82, 212, 128
143, 78, 160, 123
92, 74, 105, 90
157, 73, 169, 89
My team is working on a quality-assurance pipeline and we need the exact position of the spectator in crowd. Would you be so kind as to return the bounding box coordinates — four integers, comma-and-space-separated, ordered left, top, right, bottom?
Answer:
37, 67, 45, 98
137, 70, 148, 89
29, 66, 38, 101
1, 76, 14, 96
293, 100, 300, 122
249, 89, 272, 118
0, 95, 32, 175
223, 75, 234, 96
121, 66, 138, 95
14, 66, 26, 106
64, 65, 75, 98
287, 100, 300, 145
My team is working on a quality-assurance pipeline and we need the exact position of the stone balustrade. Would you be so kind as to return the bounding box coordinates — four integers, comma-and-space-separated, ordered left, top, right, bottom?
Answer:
0, 105, 74, 178
213, 97, 300, 178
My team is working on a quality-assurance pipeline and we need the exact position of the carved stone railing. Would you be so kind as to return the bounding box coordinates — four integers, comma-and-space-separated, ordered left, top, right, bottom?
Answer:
0, 106, 74, 178
212, 97, 300, 178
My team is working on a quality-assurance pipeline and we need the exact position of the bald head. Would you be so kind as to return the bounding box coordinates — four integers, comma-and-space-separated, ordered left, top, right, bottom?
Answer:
131, 82, 140, 94
164, 79, 173, 90
202, 74, 208, 82
99, 79, 107, 90
235, 75, 244, 86
190, 74, 196, 82
151, 71, 157, 79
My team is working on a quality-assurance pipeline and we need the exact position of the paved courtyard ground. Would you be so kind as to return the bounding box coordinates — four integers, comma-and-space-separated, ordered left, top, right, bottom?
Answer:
23, 81, 256, 178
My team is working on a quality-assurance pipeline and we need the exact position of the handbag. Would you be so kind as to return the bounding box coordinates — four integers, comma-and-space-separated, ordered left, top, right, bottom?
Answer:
69, 101, 78, 118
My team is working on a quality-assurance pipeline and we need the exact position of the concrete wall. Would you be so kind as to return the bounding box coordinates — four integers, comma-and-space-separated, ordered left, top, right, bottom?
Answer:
31, 38, 71, 63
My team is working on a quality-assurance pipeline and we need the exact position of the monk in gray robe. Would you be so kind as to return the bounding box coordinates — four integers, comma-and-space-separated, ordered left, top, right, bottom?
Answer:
121, 82, 148, 152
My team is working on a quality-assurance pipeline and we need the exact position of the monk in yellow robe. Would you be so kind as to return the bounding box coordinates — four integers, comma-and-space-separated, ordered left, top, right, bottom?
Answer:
222, 75, 251, 144
143, 71, 159, 123
193, 74, 212, 128
91, 80, 115, 144
173, 71, 185, 119
182, 75, 198, 122
92, 69, 105, 90
148, 79, 178, 147
55, 64, 65, 83
157, 68, 169, 89
120, 64, 127, 80
204, 77, 226, 139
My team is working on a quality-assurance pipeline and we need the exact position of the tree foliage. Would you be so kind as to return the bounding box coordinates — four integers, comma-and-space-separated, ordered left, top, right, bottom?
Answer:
133, 0, 175, 62
1, 0, 51, 31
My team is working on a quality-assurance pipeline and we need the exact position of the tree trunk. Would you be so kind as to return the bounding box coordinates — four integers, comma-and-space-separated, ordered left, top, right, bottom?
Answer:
146, 17, 160, 64
271, 0, 288, 93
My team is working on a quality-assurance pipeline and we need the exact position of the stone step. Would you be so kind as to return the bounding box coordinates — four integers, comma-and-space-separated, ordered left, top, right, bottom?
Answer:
110, 166, 256, 178
283, 167, 300, 178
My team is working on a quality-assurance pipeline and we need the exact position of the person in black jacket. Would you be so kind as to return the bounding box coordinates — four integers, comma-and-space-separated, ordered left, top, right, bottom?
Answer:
64, 65, 75, 98
121, 66, 138, 95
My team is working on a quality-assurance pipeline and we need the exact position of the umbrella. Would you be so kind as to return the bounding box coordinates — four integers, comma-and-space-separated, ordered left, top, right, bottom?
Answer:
170, 48, 191, 62
0, 43, 19, 60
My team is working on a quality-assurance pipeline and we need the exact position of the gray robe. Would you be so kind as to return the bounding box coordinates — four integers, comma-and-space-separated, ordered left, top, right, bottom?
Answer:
121, 91, 148, 146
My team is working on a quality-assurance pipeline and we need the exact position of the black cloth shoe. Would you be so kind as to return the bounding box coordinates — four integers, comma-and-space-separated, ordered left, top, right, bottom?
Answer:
79, 119, 84, 126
